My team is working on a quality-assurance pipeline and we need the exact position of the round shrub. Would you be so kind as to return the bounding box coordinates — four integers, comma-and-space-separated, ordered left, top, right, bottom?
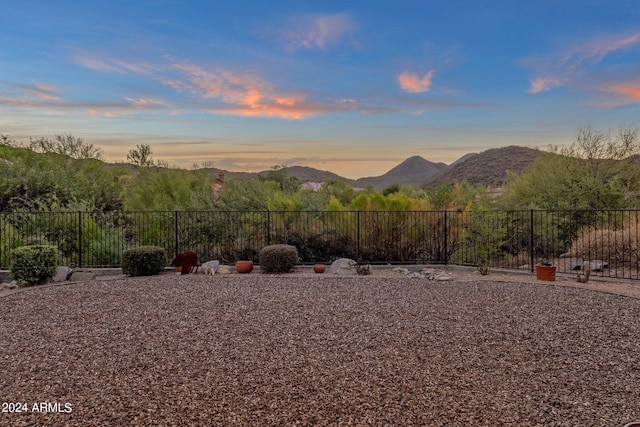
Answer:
11, 245, 59, 286
122, 246, 167, 276
259, 244, 299, 273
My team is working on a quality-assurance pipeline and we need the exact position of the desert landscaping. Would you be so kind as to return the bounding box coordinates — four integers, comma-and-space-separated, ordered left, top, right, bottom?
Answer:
1, 268, 639, 426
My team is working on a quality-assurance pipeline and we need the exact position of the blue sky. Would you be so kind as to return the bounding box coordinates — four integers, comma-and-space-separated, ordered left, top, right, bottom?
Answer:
1, 1, 639, 178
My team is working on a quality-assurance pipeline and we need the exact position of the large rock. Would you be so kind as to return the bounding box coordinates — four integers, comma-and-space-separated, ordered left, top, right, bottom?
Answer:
198, 260, 219, 275
585, 260, 608, 271
53, 266, 73, 282
329, 258, 357, 275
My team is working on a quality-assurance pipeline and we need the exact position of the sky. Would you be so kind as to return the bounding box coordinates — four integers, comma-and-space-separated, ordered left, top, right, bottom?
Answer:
1, 0, 640, 179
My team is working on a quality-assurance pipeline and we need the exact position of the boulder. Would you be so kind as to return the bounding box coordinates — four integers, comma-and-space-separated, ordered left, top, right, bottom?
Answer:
585, 260, 608, 271
329, 258, 357, 275
198, 260, 220, 275
53, 266, 73, 282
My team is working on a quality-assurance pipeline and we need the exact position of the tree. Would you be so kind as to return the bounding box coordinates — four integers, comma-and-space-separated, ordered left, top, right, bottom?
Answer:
127, 144, 155, 167
500, 125, 640, 210
258, 165, 300, 192
29, 134, 104, 160
1, 134, 16, 146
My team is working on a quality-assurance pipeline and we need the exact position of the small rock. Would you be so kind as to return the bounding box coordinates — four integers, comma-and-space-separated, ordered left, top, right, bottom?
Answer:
2, 281, 18, 290
216, 265, 232, 274
570, 261, 584, 271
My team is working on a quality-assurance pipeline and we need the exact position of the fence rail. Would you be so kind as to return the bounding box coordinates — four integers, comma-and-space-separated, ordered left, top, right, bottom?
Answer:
1, 209, 639, 279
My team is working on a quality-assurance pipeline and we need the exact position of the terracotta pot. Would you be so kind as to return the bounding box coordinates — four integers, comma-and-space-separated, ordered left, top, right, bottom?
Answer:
176, 266, 183, 273
313, 264, 326, 273
235, 260, 254, 274
535, 264, 556, 281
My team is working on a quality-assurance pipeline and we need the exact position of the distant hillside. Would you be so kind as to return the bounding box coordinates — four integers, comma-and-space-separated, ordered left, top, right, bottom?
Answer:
146, 146, 546, 189
429, 146, 545, 187
451, 152, 477, 166
355, 156, 448, 189
274, 166, 355, 186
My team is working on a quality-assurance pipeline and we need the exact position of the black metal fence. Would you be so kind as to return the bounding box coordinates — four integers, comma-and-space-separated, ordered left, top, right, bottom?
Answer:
1, 209, 639, 279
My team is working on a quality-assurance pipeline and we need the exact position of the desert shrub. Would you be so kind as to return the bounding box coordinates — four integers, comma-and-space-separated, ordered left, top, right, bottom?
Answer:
10, 245, 58, 286
571, 222, 640, 269
122, 245, 166, 276
259, 244, 298, 273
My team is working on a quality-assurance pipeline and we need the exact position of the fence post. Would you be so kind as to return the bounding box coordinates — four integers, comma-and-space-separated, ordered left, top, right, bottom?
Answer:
530, 209, 535, 272
443, 210, 448, 265
266, 210, 271, 245
174, 210, 179, 257
357, 210, 361, 260
77, 211, 83, 268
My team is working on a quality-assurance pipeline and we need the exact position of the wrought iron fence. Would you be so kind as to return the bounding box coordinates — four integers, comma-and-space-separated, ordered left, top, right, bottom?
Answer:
1, 209, 639, 279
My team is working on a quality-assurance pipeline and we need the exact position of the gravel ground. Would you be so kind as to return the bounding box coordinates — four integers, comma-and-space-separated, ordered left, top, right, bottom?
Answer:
1, 274, 639, 426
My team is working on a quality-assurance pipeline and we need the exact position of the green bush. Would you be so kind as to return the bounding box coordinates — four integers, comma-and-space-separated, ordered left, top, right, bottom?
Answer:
122, 245, 166, 276
259, 244, 298, 273
10, 245, 58, 286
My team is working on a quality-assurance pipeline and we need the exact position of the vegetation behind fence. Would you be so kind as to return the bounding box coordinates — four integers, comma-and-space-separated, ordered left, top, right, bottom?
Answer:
1, 210, 639, 279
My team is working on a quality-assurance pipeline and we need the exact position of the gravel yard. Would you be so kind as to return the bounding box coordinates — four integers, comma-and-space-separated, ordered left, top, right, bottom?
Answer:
1, 274, 639, 426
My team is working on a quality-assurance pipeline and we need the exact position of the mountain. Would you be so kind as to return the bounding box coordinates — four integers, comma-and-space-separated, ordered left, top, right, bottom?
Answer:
451, 152, 477, 166
428, 146, 544, 187
202, 147, 544, 189
354, 156, 448, 189
272, 166, 355, 185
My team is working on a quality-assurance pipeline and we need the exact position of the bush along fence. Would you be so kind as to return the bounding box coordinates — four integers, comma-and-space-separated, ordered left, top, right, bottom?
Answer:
1, 209, 640, 280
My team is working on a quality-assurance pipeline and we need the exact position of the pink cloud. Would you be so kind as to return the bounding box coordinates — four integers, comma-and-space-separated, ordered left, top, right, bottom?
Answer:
398, 71, 435, 93
608, 82, 640, 101
167, 62, 346, 119
527, 77, 562, 94
279, 13, 357, 51
526, 32, 640, 94
15, 82, 62, 100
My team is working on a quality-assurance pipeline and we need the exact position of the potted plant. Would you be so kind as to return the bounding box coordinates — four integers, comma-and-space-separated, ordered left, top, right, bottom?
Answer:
235, 260, 254, 274
313, 264, 326, 273
535, 259, 556, 281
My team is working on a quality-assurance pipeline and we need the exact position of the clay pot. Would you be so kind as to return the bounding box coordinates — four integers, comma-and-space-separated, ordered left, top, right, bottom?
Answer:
313, 264, 326, 273
235, 260, 254, 274
535, 264, 556, 281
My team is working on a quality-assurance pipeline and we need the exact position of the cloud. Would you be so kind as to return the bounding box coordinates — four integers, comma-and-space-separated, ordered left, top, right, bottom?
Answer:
167, 62, 323, 119
525, 32, 640, 94
66, 51, 471, 119
278, 13, 357, 52
398, 71, 434, 93
14, 82, 62, 100
72, 50, 158, 75
0, 94, 171, 117
608, 82, 640, 101
527, 77, 562, 94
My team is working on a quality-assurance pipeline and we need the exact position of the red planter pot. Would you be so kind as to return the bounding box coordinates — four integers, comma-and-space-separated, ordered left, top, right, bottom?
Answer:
535, 264, 556, 281
235, 260, 254, 274
313, 264, 326, 273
